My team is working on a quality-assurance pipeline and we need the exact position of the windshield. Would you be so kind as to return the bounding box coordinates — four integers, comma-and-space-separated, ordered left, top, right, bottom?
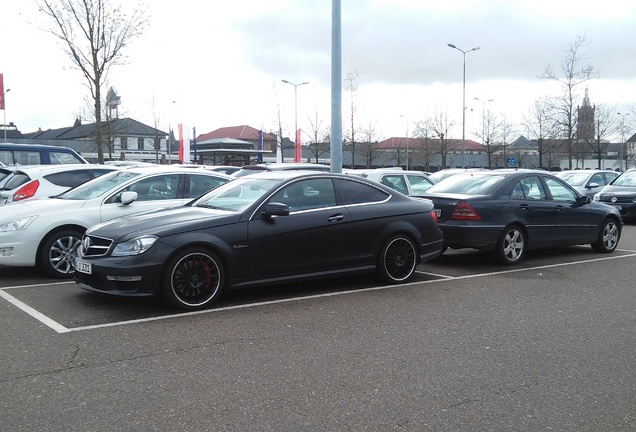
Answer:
612, 170, 636, 187
193, 177, 281, 212
57, 170, 141, 200
426, 174, 505, 195
556, 171, 590, 186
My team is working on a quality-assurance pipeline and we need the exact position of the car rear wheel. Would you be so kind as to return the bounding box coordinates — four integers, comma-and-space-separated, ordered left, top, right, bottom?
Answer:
39, 229, 83, 278
494, 225, 525, 265
378, 234, 418, 283
592, 218, 620, 253
162, 248, 224, 310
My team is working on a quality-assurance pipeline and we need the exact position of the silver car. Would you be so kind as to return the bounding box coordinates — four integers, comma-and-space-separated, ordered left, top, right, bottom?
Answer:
556, 169, 619, 197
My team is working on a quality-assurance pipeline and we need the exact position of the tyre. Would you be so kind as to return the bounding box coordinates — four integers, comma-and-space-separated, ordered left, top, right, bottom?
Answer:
39, 229, 83, 278
592, 218, 620, 253
378, 234, 418, 283
162, 248, 225, 310
494, 225, 525, 265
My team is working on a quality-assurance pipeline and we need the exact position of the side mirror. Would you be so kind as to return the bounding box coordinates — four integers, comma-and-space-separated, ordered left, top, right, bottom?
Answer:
263, 202, 289, 217
120, 191, 138, 205
587, 182, 600, 189
576, 195, 592, 206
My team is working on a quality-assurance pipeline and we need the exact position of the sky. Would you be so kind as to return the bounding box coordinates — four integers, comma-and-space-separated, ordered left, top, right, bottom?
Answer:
2, 0, 636, 144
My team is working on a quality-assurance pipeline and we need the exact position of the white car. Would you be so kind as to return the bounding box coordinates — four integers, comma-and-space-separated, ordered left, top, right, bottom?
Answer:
346, 168, 435, 196
0, 166, 233, 277
0, 164, 120, 206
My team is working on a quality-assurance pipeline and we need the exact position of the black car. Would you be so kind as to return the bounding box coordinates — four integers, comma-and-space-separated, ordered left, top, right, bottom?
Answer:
75, 171, 444, 310
593, 168, 636, 221
418, 169, 622, 264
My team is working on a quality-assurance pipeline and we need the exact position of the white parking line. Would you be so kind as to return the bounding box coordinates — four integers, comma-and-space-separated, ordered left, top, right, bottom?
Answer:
3, 250, 636, 334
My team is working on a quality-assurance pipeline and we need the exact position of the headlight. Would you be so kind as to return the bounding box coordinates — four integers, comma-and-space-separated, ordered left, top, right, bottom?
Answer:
111, 235, 158, 256
0, 216, 38, 232
593, 193, 600, 201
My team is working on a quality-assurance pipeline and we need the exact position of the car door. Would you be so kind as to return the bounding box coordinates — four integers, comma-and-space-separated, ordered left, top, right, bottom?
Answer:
99, 173, 185, 222
511, 175, 562, 246
542, 176, 599, 243
247, 177, 354, 278
406, 174, 435, 195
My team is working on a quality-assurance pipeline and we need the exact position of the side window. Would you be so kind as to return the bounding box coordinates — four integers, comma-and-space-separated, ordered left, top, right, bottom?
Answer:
544, 177, 577, 202
380, 175, 408, 194
45, 170, 92, 187
339, 178, 389, 205
604, 172, 619, 185
50, 151, 84, 164
0, 150, 12, 165
518, 176, 547, 200
15, 151, 41, 165
187, 174, 229, 198
269, 178, 336, 212
123, 175, 179, 201
589, 173, 604, 186
406, 175, 434, 194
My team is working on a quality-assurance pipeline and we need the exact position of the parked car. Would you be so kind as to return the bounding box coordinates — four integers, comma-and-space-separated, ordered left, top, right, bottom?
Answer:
0, 166, 14, 187
0, 166, 233, 277
347, 168, 435, 196
0, 164, 120, 206
0, 143, 87, 166
428, 168, 489, 183
418, 169, 622, 264
556, 169, 619, 198
232, 162, 331, 177
593, 168, 636, 221
75, 171, 444, 310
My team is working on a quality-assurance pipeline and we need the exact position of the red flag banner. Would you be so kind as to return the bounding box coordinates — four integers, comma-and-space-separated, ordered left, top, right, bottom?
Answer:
294, 128, 301, 162
0, 73, 4, 110
177, 123, 184, 162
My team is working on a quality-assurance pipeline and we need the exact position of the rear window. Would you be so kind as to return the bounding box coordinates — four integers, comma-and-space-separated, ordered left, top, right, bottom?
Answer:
426, 174, 505, 195
2, 172, 31, 190
44, 170, 93, 187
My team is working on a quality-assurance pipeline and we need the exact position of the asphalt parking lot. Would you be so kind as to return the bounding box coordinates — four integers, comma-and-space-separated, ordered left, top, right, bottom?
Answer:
2, 224, 636, 431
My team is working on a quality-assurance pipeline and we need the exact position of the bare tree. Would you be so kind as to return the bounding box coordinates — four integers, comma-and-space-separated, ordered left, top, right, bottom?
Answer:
344, 71, 359, 167
305, 111, 330, 163
421, 108, 455, 168
523, 99, 560, 169
411, 124, 436, 171
541, 34, 599, 169
37, 0, 149, 163
474, 110, 501, 168
584, 104, 615, 169
497, 115, 517, 167
356, 123, 385, 168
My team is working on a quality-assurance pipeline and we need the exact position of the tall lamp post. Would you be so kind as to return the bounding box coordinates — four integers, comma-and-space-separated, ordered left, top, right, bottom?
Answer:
618, 112, 630, 171
2, 88, 10, 142
448, 44, 480, 168
282, 80, 309, 162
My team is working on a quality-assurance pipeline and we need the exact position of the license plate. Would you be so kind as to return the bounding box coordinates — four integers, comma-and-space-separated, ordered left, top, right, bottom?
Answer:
75, 258, 92, 274
435, 209, 441, 217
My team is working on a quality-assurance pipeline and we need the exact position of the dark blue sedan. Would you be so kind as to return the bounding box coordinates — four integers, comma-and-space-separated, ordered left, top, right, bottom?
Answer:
418, 169, 622, 264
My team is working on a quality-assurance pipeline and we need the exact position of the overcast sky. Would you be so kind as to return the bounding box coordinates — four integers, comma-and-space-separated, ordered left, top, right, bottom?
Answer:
3, 0, 636, 143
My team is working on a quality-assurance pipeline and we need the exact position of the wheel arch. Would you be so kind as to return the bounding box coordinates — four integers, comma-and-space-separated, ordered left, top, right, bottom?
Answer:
36, 224, 87, 266
372, 220, 422, 258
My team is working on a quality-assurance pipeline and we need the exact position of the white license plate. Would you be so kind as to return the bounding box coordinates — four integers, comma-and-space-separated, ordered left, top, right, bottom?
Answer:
435, 209, 441, 217
75, 258, 92, 274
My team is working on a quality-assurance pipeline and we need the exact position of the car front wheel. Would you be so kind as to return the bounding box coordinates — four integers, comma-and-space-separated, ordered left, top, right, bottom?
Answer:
495, 225, 525, 265
378, 234, 418, 283
162, 248, 225, 310
39, 229, 83, 278
592, 218, 620, 253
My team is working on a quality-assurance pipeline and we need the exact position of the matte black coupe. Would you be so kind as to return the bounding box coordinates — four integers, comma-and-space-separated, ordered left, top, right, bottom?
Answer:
418, 169, 622, 264
75, 171, 444, 310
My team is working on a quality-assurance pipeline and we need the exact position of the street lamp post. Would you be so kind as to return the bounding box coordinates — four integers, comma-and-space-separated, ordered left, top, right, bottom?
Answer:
282, 80, 309, 162
2, 88, 10, 142
448, 44, 480, 168
618, 112, 630, 171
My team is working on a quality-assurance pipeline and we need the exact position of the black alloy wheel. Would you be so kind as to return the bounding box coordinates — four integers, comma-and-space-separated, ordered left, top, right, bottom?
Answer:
378, 234, 418, 283
163, 248, 224, 310
40, 229, 83, 278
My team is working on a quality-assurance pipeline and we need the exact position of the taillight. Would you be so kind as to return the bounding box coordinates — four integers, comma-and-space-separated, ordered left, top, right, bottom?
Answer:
430, 209, 438, 223
13, 179, 40, 202
450, 201, 481, 220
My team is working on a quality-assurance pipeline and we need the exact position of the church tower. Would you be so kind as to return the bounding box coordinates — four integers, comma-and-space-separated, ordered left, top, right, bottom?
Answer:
577, 87, 595, 141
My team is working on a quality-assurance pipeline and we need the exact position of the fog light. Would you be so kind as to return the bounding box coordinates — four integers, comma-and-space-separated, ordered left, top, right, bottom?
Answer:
106, 275, 142, 282
0, 247, 13, 256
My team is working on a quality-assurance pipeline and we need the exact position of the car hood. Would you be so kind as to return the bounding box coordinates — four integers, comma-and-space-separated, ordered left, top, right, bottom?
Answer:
0, 198, 88, 221
86, 205, 241, 241
598, 185, 636, 198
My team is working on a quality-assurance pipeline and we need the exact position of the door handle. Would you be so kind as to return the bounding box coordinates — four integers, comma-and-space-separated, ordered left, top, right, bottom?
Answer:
328, 214, 344, 222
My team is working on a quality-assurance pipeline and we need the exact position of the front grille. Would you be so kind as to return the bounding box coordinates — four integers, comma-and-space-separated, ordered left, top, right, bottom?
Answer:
81, 234, 113, 257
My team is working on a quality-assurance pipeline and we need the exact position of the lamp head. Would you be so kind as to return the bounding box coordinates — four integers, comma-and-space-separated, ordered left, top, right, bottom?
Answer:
447, 43, 457, 49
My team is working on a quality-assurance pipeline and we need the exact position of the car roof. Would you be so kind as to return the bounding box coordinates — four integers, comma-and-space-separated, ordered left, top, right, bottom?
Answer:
11, 163, 119, 174
120, 165, 234, 179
